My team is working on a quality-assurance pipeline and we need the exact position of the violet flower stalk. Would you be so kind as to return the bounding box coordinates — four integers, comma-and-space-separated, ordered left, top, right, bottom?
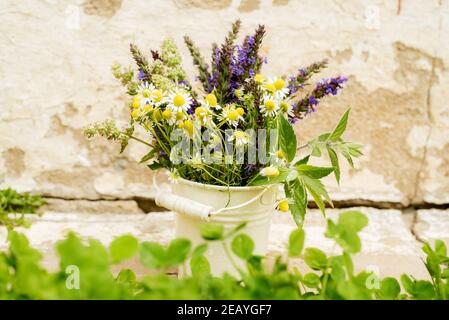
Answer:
294, 76, 348, 118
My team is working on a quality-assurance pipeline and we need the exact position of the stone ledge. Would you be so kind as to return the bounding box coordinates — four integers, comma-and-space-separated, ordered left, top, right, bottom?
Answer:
414, 209, 449, 246
0, 208, 437, 279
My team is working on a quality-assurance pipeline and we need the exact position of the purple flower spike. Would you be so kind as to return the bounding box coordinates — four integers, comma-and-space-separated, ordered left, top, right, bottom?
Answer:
138, 69, 145, 81
308, 96, 318, 106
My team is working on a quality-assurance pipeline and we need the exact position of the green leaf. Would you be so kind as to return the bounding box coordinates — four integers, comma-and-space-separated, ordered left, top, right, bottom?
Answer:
200, 223, 224, 240
285, 180, 307, 226
335, 230, 362, 254
414, 280, 437, 299
139, 149, 157, 163
190, 255, 211, 277
400, 274, 414, 294
288, 228, 305, 257
304, 248, 328, 270
231, 234, 254, 260
435, 240, 447, 257
192, 244, 208, 258
301, 175, 332, 216
277, 114, 297, 162
139, 242, 166, 269
147, 162, 163, 170
303, 273, 320, 288
109, 235, 139, 263
295, 164, 334, 179
116, 269, 136, 284
342, 251, 354, 275
294, 155, 310, 166
328, 109, 350, 141
311, 145, 322, 157
327, 146, 340, 184
338, 211, 368, 233
379, 277, 401, 299
166, 238, 191, 266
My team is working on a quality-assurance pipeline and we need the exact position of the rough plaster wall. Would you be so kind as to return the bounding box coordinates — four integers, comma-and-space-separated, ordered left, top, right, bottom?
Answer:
0, 0, 448, 206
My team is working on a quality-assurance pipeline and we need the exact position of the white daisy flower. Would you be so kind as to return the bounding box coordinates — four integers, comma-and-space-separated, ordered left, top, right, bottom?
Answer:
172, 109, 188, 126
271, 149, 286, 165
260, 96, 279, 117
188, 152, 203, 166
166, 90, 193, 112
279, 100, 295, 118
137, 82, 156, 106
228, 130, 250, 146
220, 105, 243, 127
167, 169, 180, 184
194, 106, 213, 127
151, 89, 164, 107
264, 77, 289, 99
254, 74, 266, 85
203, 93, 222, 110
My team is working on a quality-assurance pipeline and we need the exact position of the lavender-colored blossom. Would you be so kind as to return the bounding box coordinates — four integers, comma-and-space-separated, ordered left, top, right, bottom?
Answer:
249, 69, 255, 77
316, 76, 348, 96
178, 80, 188, 88
308, 96, 318, 106
289, 117, 299, 124
137, 69, 145, 81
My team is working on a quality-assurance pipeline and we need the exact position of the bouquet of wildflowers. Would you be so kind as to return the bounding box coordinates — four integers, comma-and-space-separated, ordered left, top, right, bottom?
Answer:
85, 21, 362, 225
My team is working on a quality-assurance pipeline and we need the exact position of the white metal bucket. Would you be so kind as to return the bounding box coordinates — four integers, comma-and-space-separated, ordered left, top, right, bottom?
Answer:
156, 178, 277, 277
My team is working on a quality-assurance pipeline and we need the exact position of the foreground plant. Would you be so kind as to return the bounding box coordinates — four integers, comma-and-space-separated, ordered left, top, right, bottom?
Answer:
84, 20, 362, 226
0, 211, 447, 300
0, 188, 45, 227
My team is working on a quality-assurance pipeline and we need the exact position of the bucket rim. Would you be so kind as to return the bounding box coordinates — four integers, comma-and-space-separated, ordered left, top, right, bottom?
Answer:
177, 177, 274, 191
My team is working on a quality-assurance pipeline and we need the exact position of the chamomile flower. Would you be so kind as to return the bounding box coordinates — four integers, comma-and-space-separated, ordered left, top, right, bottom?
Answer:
265, 77, 289, 99
172, 110, 188, 126
260, 96, 279, 117
151, 89, 164, 107
203, 93, 221, 110
132, 96, 141, 109
277, 199, 289, 212
279, 100, 294, 118
234, 88, 244, 99
162, 108, 173, 122
271, 149, 286, 165
228, 130, 250, 146
194, 106, 213, 127
142, 103, 154, 113
131, 108, 142, 119
167, 169, 180, 184
166, 90, 192, 112
137, 82, 156, 106
254, 73, 266, 85
183, 119, 194, 137
221, 104, 243, 127
260, 166, 280, 178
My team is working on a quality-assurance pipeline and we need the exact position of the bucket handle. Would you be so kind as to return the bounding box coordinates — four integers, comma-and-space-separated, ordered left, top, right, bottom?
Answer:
153, 172, 270, 220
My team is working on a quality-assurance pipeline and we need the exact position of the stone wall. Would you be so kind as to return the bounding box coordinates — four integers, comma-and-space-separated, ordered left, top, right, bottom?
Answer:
1, 0, 448, 209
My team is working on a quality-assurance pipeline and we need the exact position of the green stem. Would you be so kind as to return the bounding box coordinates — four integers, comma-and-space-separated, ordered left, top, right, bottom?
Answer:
127, 135, 153, 148
222, 241, 244, 276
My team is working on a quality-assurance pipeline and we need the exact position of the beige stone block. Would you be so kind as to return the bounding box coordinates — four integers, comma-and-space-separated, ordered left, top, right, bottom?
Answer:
414, 209, 449, 247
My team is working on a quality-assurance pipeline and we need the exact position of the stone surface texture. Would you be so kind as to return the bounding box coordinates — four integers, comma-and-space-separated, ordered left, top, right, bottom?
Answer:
0, 0, 448, 207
